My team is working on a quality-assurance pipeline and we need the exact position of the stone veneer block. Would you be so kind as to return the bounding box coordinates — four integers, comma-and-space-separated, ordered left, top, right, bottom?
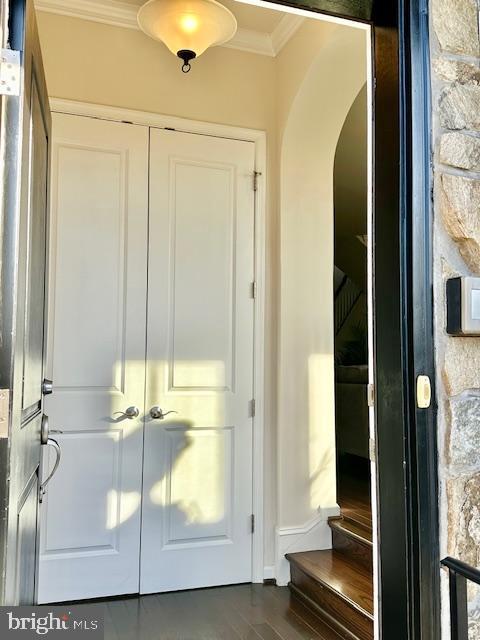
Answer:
441, 173, 480, 271
448, 394, 480, 467
469, 619, 480, 640
440, 132, 480, 171
432, 0, 480, 57
440, 84, 480, 130
443, 338, 480, 397
447, 474, 480, 568
433, 57, 480, 85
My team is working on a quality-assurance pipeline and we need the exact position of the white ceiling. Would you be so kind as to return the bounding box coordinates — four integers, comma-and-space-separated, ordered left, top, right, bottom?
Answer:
34, 0, 305, 57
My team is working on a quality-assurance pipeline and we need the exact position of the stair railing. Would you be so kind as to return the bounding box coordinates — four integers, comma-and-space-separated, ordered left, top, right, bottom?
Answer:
441, 556, 480, 639
334, 276, 362, 335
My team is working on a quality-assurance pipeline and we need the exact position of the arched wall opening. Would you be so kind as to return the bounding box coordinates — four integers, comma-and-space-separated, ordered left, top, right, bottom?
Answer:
276, 24, 368, 582
334, 83, 369, 379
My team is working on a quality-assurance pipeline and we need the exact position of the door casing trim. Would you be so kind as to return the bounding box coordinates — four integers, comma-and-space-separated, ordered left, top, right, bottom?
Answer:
49, 97, 267, 584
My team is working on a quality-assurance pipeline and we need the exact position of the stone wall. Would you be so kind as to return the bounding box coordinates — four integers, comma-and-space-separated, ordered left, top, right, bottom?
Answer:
430, 0, 480, 637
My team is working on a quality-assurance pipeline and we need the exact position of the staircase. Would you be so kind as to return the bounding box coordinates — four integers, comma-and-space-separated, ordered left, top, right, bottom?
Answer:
286, 487, 373, 640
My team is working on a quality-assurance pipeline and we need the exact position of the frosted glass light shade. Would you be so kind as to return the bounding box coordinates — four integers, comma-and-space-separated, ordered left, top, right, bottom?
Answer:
137, 0, 238, 59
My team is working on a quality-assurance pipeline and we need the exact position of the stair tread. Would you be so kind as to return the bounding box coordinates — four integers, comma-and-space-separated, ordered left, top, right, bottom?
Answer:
286, 550, 374, 618
341, 508, 373, 532
337, 472, 372, 533
329, 517, 373, 546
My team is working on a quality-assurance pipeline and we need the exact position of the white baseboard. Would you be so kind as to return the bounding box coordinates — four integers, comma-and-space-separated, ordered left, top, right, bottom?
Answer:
263, 566, 276, 581
275, 506, 340, 586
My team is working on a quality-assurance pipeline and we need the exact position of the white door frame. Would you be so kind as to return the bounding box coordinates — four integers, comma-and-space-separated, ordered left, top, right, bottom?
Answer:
48, 98, 267, 584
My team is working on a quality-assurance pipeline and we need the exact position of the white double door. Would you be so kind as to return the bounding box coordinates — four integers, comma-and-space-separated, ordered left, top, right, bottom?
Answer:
38, 113, 255, 603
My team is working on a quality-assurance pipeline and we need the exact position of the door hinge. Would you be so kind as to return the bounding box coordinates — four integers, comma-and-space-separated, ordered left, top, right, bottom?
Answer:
250, 514, 255, 533
250, 281, 256, 299
253, 171, 262, 192
367, 383, 375, 407
0, 50, 21, 97
369, 437, 376, 463
249, 399, 256, 418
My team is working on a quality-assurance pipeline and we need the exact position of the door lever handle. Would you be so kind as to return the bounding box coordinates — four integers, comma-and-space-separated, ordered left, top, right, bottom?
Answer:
114, 406, 140, 420
150, 406, 178, 420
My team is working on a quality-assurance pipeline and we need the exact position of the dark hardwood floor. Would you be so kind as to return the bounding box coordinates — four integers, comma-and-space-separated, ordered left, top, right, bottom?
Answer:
102, 584, 343, 640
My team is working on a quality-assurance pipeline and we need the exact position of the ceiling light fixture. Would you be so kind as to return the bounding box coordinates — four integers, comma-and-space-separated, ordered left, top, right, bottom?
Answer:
137, 0, 238, 73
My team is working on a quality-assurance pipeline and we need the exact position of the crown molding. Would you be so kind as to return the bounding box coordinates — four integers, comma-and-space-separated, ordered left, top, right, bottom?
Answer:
223, 27, 275, 56
35, 0, 138, 30
34, 0, 304, 57
271, 13, 304, 54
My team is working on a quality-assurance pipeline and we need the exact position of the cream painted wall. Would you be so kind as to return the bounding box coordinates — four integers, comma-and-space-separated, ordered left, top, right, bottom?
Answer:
36, 10, 368, 576
275, 20, 340, 137
36, 13, 277, 129
274, 23, 367, 581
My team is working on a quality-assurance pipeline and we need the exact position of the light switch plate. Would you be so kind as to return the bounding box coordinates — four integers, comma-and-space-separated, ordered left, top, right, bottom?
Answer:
447, 277, 480, 336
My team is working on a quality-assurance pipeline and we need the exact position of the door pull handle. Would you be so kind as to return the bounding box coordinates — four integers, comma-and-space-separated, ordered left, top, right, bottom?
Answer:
40, 414, 49, 445
39, 438, 61, 503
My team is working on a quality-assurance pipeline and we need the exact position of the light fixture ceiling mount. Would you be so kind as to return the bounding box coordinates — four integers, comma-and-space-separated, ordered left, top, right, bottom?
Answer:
137, 0, 238, 73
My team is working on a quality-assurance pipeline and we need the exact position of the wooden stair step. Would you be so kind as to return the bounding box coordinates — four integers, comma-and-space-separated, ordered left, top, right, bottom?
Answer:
287, 550, 373, 616
329, 517, 373, 545
329, 518, 373, 571
286, 550, 373, 640
341, 507, 372, 532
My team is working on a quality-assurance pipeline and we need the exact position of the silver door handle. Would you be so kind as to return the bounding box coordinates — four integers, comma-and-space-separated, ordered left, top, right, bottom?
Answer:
150, 406, 178, 420
42, 378, 53, 396
114, 406, 140, 419
39, 438, 61, 503
40, 414, 49, 445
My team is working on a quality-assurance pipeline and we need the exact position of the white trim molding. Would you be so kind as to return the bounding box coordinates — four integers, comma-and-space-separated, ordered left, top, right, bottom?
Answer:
223, 27, 275, 57
34, 0, 304, 57
263, 566, 276, 581
49, 97, 266, 143
35, 0, 136, 29
275, 506, 340, 586
270, 14, 303, 53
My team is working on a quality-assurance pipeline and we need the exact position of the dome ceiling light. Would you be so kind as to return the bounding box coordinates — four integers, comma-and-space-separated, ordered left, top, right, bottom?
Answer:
137, 0, 238, 73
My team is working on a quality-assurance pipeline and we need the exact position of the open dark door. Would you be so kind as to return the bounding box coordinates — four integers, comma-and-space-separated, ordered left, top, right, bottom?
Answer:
267, 0, 372, 21
261, 0, 439, 639
0, 0, 51, 605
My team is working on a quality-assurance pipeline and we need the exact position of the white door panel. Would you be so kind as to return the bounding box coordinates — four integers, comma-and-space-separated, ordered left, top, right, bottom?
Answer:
39, 119, 255, 600
38, 113, 149, 603
140, 129, 255, 593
